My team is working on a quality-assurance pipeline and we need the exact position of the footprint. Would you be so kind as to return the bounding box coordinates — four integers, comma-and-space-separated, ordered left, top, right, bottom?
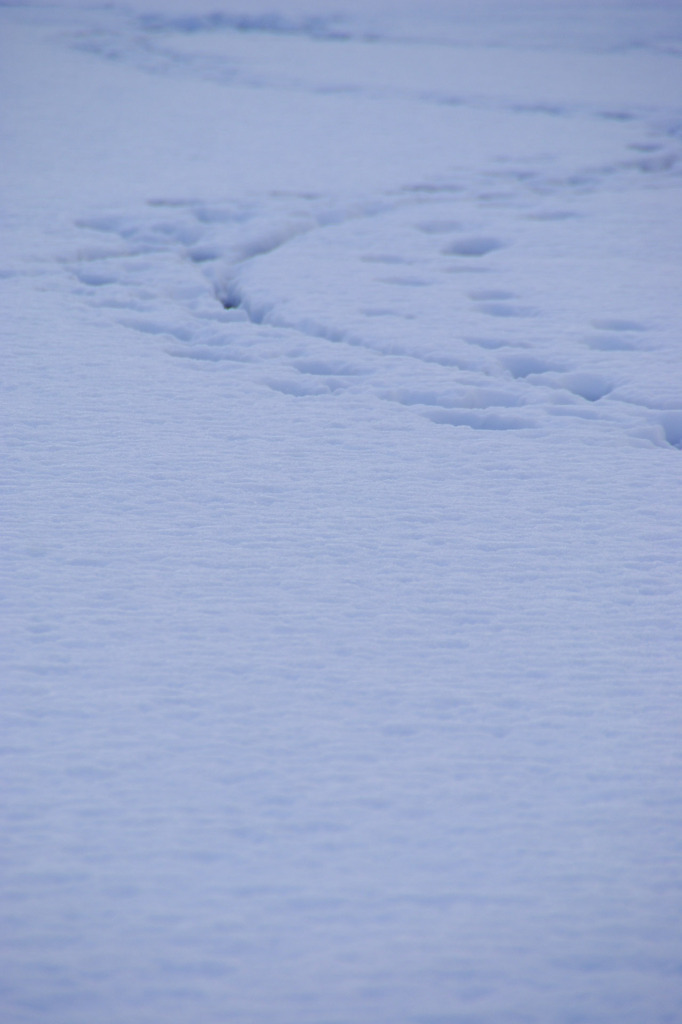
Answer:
656, 411, 682, 449
500, 354, 565, 378
584, 319, 648, 351
77, 212, 203, 247
395, 387, 524, 410
169, 346, 249, 363
191, 205, 246, 224
599, 110, 635, 121
147, 198, 201, 208
527, 371, 613, 402
416, 220, 462, 234
187, 246, 221, 263
444, 237, 505, 257
266, 379, 331, 397
465, 336, 517, 351
118, 316, 193, 342
584, 334, 636, 352
362, 307, 412, 318
526, 210, 578, 221
291, 359, 364, 376
403, 183, 463, 195
512, 102, 566, 117
361, 254, 412, 265
562, 373, 613, 402
424, 408, 531, 431
468, 289, 516, 301
476, 302, 537, 318
591, 318, 647, 332
74, 268, 118, 286
379, 275, 432, 287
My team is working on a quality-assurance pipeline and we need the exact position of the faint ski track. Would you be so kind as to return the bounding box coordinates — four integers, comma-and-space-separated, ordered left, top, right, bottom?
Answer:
68, 15, 682, 151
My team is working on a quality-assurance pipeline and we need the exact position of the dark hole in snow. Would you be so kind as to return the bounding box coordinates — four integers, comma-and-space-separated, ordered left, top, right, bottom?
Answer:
219, 285, 243, 310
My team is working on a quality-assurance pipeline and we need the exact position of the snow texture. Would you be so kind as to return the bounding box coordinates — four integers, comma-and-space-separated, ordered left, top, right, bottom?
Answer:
1, 1, 682, 1022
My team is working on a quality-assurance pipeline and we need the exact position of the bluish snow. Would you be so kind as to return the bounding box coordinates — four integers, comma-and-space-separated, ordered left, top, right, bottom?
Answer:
1, 2, 682, 1022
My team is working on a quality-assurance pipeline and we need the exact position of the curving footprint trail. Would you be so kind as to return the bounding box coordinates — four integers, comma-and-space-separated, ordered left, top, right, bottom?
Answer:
49, 2, 682, 453
63, 179, 682, 451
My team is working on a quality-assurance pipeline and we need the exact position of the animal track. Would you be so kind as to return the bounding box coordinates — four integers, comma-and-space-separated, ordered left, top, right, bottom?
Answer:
468, 289, 516, 301
500, 354, 565, 378
67, 190, 679, 450
74, 268, 119, 286
378, 275, 432, 287
591, 318, 647, 332
386, 385, 524, 410
465, 336, 523, 351
416, 220, 462, 234
267, 378, 346, 397
292, 359, 365, 376
584, 319, 649, 351
424, 408, 532, 431
444, 236, 505, 257
584, 333, 636, 351
361, 254, 412, 264
476, 302, 538, 318
526, 210, 578, 221
528, 371, 613, 402
658, 412, 682, 449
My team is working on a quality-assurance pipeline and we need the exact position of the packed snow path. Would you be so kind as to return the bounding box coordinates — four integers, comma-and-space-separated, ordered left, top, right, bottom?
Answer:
2, 3, 682, 1023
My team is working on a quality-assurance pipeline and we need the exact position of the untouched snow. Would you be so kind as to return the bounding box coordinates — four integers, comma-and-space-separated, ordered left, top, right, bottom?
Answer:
1, 2, 682, 1022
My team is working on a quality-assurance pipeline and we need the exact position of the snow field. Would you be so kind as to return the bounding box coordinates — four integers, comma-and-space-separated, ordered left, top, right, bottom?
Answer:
2, 2, 682, 1022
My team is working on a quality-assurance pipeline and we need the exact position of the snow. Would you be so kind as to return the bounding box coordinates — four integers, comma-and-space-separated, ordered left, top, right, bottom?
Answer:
1, 1, 682, 1022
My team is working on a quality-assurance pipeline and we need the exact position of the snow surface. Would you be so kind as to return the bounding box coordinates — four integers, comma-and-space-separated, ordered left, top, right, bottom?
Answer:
2, 1, 682, 1022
